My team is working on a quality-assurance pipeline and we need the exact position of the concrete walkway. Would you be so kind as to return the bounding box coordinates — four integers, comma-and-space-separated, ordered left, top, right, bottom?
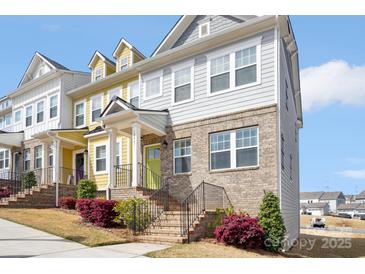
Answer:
0, 218, 169, 258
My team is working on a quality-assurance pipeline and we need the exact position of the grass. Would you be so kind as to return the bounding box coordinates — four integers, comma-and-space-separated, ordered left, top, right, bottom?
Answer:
0, 208, 131, 247
146, 240, 285, 258
301, 215, 365, 229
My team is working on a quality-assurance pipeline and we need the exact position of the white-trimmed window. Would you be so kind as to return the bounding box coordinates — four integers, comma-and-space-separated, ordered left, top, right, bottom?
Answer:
116, 142, 121, 166
173, 138, 192, 174
145, 77, 161, 99
74, 101, 85, 127
129, 81, 140, 108
14, 109, 21, 123
91, 94, 103, 123
119, 57, 128, 71
0, 149, 9, 170
108, 88, 120, 101
94, 67, 103, 81
5, 113, 11, 127
49, 95, 58, 119
199, 21, 210, 38
235, 46, 257, 87
210, 127, 259, 170
0, 151, 4, 170
173, 67, 192, 104
0, 117, 4, 129
36, 101, 44, 123
48, 144, 54, 167
95, 145, 107, 172
210, 54, 230, 93
34, 145, 43, 169
23, 148, 30, 171
25, 105, 32, 127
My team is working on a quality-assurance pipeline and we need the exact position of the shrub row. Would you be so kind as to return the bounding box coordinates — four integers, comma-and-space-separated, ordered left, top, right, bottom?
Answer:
0, 186, 11, 199
59, 197, 76, 210
76, 199, 118, 227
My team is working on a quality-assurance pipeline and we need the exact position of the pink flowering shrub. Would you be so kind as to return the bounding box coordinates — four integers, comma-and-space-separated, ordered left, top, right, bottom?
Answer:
214, 214, 265, 249
0, 186, 11, 199
59, 197, 76, 210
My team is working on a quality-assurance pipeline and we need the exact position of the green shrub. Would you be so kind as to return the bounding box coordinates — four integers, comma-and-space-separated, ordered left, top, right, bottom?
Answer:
113, 198, 151, 230
76, 179, 97, 199
258, 191, 286, 252
22, 171, 37, 189
206, 206, 235, 237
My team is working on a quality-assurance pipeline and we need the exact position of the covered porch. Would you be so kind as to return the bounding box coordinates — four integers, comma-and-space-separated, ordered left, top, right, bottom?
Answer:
99, 97, 169, 194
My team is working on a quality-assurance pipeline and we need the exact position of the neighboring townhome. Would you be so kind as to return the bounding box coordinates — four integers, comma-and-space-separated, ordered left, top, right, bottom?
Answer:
300, 203, 329, 216
355, 191, 365, 203
318, 191, 346, 212
0, 52, 90, 183
94, 15, 302, 244
300, 192, 324, 204
337, 203, 365, 217
65, 39, 145, 193
345, 194, 356, 204
0, 96, 13, 173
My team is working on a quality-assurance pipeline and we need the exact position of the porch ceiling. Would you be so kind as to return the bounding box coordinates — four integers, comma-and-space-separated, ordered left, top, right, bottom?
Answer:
33, 129, 87, 148
0, 131, 24, 148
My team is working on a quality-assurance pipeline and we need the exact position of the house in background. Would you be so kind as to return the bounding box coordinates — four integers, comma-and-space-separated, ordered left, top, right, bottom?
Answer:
337, 203, 365, 217
355, 191, 365, 203
319, 191, 346, 212
300, 203, 329, 216
345, 194, 357, 204
300, 192, 324, 204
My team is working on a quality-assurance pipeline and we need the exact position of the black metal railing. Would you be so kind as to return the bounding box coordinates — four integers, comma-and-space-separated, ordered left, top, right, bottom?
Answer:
138, 162, 161, 190
180, 181, 232, 242
115, 164, 132, 188
59, 167, 85, 185
131, 181, 170, 233
0, 171, 24, 200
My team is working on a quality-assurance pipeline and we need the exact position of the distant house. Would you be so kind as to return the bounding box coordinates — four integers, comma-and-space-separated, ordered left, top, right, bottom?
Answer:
300, 192, 324, 204
319, 191, 346, 212
345, 195, 356, 204
337, 203, 365, 217
300, 203, 329, 216
355, 191, 365, 204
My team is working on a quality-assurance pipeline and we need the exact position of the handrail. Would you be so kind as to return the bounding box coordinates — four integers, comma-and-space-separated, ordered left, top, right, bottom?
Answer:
180, 180, 232, 242
138, 162, 162, 189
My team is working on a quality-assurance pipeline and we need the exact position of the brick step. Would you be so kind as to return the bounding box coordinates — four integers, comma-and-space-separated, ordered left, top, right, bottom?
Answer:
136, 234, 187, 244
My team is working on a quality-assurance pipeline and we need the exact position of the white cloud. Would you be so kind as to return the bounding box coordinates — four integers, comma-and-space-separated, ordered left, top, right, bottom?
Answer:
40, 24, 62, 32
300, 60, 365, 112
337, 169, 365, 179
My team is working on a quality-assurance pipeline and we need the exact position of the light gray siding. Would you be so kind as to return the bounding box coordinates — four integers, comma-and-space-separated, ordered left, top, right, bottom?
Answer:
173, 15, 244, 48
140, 29, 276, 125
279, 38, 300, 245
139, 113, 168, 134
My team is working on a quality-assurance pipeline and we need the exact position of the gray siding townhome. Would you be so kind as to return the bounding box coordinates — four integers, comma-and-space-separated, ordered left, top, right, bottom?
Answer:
99, 15, 302, 246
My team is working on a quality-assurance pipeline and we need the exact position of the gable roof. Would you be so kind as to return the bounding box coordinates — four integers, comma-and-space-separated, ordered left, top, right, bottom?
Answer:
300, 192, 324, 200
18, 51, 69, 87
337, 203, 361, 210
112, 37, 146, 60
356, 191, 365, 200
320, 191, 345, 200
88, 51, 116, 69
300, 203, 328, 209
151, 15, 256, 57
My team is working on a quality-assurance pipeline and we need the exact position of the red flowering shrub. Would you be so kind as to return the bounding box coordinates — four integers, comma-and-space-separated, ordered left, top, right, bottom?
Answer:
0, 186, 11, 199
59, 197, 76, 210
76, 199, 118, 227
214, 214, 265, 249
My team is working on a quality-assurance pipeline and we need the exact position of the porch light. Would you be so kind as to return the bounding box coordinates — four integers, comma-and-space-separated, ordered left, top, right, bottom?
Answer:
162, 140, 168, 149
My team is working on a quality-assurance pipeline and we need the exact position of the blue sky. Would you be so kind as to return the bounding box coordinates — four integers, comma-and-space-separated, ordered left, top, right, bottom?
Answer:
0, 16, 364, 194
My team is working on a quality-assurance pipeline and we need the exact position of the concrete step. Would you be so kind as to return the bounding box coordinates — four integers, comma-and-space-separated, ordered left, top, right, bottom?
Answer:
136, 234, 187, 244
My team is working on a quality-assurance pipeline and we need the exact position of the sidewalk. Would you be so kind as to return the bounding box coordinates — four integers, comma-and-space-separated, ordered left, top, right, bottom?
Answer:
0, 218, 169, 258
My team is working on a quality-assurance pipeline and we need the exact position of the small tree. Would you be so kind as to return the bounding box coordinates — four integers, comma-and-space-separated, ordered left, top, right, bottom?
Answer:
22, 171, 37, 189
76, 179, 97, 199
258, 191, 286, 252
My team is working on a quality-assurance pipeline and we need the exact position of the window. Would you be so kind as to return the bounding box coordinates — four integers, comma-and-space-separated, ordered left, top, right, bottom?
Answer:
116, 142, 121, 166
210, 127, 259, 170
285, 80, 289, 111
5, 113, 11, 126
173, 67, 192, 103
95, 145, 107, 172
129, 81, 140, 108
36, 101, 44, 123
34, 145, 42, 169
48, 144, 54, 167
108, 88, 120, 101
281, 134, 285, 170
25, 105, 32, 127
94, 68, 103, 81
145, 77, 161, 98
199, 22, 210, 38
0, 150, 9, 170
91, 95, 103, 123
49, 95, 58, 119
0, 151, 3, 169
235, 46, 257, 86
173, 138, 191, 174
14, 110, 21, 123
210, 54, 230, 93
75, 101, 85, 127
290, 154, 293, 180
119, 57, 128, 71
0, 117, 3, 129
24, 148, 30, 171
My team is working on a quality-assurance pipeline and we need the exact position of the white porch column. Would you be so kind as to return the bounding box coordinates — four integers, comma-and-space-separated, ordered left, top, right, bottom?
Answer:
107, 128, 117, 200
42, 143, 48, 184
131, 123, 141, 187
53, 139, 61, 207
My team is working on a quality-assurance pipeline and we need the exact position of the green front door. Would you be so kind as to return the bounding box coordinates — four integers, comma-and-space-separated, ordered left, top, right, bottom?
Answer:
145, 144, 161, 189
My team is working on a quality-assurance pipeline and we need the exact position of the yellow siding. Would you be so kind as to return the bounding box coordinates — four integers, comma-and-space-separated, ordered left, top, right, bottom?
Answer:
133, 52, 144, 64
58, 132, 87, 146
62, 148, 73, 169
106, 65, 116, 76
88, 136, 108, 189
116, 46, 132, 66
92, 58, 105, 79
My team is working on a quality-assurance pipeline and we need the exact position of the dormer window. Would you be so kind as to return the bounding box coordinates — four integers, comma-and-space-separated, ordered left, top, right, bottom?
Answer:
199, 22, 210, 38
119, 57, 128, 71
94, 68, 103, 81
